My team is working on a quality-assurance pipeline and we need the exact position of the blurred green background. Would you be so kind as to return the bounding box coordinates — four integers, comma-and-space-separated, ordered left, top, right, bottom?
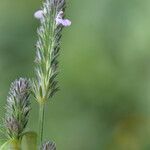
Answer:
1, 0, 150, 149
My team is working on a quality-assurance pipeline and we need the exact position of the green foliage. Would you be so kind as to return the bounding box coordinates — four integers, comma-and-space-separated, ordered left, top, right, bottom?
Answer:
21, 132, 37, 150
0, 139, 21, 150
0, 132, 37, 150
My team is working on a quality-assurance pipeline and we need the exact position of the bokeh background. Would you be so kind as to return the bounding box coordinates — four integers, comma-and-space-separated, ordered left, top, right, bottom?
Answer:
0, 0, 150, 149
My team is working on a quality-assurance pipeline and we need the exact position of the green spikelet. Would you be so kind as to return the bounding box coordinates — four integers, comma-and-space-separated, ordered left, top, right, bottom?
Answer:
33, 0, 67, 104
41, 141, 56, 150
4, 78, 31, 140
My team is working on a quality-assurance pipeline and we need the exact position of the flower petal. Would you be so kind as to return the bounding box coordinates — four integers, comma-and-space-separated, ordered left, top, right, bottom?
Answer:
56, 18, 71, 27
61, 19, 71, 26
56, 11, 71, 27
34, 10, 44, 20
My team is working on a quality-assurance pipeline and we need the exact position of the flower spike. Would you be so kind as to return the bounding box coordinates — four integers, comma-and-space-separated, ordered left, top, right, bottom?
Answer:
4, 78, 31, 140
33, 0, 71, 104
41, 141, 56, 150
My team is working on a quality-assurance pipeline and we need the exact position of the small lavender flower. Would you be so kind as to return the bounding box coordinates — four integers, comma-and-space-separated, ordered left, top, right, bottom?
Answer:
56, 11, 71, 26
41, 141, 56, 150
34, 9, 71, 27
34, 10, 44, 21
5, 78, 31, 140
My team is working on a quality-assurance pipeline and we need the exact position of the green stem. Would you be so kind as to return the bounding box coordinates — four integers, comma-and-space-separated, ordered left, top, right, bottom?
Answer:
38, 103, 45, 146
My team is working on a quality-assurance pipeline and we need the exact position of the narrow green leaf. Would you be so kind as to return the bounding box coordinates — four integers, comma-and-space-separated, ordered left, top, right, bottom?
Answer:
0, 139, 6, 147
0, 141, 10, 150
0, 139, 21, 150
21, 131, 37, 150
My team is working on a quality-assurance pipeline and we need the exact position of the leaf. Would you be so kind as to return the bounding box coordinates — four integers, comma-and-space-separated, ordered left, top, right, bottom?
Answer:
21, 131, 37, 150
0, 139, 21, 150
0, 138, 6, 147
0, 141, 10, 150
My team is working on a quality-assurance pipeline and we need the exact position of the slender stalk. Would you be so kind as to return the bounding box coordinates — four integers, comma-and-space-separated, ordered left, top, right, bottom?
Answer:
38, 102, 45, 145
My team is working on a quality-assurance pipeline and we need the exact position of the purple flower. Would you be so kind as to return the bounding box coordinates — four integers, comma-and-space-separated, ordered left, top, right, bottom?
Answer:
34, 10, 44, 21
56, 11, 71, 27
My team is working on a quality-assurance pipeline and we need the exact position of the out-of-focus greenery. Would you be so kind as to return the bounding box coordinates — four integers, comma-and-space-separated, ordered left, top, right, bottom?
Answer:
0, 0, 150, 149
